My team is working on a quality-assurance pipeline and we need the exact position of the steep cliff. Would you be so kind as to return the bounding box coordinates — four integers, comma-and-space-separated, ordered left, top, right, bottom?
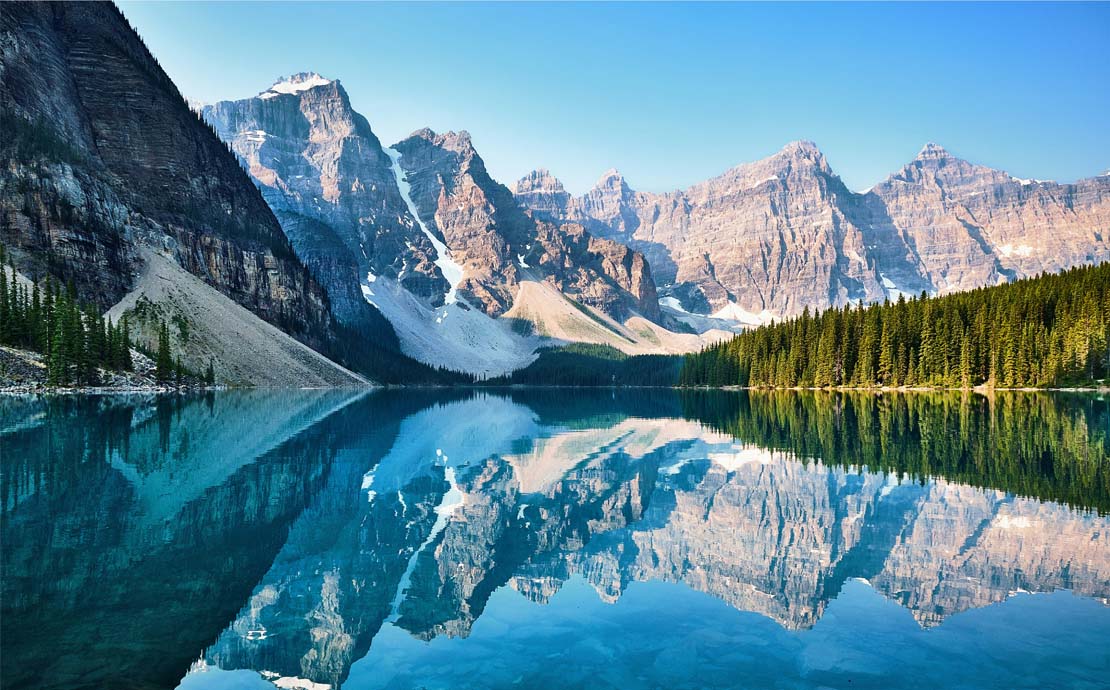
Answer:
388, 128, 662, 322
202, 74, 439, 337
0, 2, 361, 383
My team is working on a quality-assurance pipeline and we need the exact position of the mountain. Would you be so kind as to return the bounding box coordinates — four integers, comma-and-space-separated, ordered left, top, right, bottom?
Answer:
0, 3, 363, 385
390, 128, 661, 321
205, 80, 724, 376
514, 142, 1110, 324
200, 73, 441, 335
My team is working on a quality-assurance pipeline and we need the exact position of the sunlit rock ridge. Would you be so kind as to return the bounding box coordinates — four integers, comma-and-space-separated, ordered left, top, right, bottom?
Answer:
203, 77, 720, 375
513, 142, 1110, 323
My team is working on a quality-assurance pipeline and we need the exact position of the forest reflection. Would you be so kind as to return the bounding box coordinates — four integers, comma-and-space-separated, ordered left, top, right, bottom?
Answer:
681, 390, 1110, 514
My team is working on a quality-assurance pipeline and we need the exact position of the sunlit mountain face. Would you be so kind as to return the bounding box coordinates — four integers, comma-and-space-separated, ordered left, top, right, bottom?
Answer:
2, 390, 1108, 690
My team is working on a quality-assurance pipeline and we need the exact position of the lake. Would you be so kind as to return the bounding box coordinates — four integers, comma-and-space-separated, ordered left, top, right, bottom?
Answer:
2, 390, 1108, 690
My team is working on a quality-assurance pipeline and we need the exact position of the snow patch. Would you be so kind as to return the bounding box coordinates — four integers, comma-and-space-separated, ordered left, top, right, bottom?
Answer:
707, 446, 777, 472
744, 175, 779, 190
385, 147, 464, 304
272, 676, 331, 690
261, 73, 332, 98
998, 243, 1034, 258
879, 272, 916, 301
1010, 175, 1052, 186
517, 254, 530, 268
710, 302, 778, 326
660, 296, 687, 313
995, 515, 1033, 530
362, 466, 377, 502
358, 273, 539, 377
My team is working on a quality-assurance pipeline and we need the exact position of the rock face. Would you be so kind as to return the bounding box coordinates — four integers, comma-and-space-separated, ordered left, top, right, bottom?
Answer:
389, 128, 661, 321
203, 84, 667, 375
202, 74, 440, 337
0, 3, 337, 353
514, 141, 1110, 321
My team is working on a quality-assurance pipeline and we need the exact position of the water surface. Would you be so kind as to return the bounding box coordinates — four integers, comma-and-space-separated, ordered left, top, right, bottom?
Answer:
2, 390, 1108, 690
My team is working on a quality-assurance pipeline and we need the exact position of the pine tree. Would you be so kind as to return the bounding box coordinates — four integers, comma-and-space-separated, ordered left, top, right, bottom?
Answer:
156, 321, 173, 382
679, 263, 1110, 389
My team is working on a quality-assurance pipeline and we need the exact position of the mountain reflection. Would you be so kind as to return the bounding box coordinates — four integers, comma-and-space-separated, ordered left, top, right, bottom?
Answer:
2, 390, 1107, 690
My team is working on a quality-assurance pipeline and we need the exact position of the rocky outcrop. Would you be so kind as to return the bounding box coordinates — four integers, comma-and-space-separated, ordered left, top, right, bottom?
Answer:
868, 143, 1110, 294
393, 129, 661, 321
514, 142, 1110, 321
202, 74, 440, 336
0, 3, 337, 354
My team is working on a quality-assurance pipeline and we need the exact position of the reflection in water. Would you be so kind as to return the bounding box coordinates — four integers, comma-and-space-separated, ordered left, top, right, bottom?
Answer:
2, 390, 1108, 690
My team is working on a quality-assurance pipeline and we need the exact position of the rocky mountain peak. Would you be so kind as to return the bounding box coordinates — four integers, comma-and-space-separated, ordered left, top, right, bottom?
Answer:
782, 139, 821, 155
511, 170, 572, 224
410, 128, 475, 154
772, 139, 830, 172
891, 142, 1002, 189
591, 168, 633, 196
915, 142, 952, 161
512, 168, 565, 195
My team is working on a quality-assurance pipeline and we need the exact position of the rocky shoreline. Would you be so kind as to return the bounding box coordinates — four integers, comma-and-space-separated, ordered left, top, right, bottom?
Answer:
0, 345, 210, 395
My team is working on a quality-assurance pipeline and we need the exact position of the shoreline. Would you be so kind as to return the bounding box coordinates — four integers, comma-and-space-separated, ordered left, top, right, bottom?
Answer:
4, 383, 1108, 395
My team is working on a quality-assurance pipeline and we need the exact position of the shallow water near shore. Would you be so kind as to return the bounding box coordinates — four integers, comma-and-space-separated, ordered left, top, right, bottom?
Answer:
3, 389, 1108, 690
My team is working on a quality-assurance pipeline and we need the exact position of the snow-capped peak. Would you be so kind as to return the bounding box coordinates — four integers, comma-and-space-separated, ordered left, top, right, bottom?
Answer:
259, 72, 332, 99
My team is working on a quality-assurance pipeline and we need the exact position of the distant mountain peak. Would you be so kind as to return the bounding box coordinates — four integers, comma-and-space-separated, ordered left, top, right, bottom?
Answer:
259, 72, 333, 99
593, 168, 631, 192
406, 128, 476, 156
513, 168, 565, 194
782, 140, 821, 155
916, 142, 953, 160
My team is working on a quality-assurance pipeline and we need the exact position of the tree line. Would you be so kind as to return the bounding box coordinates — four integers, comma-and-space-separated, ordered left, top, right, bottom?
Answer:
1, 244, 213, 387
484, 343, 683, 387
2, 246, 133, 385
681, 263, 1110, 388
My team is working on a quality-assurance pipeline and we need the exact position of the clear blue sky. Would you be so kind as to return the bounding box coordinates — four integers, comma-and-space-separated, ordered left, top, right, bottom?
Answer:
118, 1, 1109, 194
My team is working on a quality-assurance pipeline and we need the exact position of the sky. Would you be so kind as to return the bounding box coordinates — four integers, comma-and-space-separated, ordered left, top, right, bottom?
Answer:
118, 1, 1109, 195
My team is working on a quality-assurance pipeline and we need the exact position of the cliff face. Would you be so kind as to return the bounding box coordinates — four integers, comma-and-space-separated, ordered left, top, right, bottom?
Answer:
202, 75, 439, 337
0, 2, 336, 352
205, 87, 663, 324
514, 142, 1110, 321
393, 129, 661, 321
869, 143, 1110, 294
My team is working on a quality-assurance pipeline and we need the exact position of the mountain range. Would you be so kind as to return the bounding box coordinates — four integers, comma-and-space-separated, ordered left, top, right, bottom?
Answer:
201, 74, 719, 376
513, 141, 1110, 324
2, 1, 1107, 383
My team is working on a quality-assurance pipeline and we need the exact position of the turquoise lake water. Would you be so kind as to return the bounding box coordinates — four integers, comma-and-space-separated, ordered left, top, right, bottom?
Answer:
2, 390, 1108, 689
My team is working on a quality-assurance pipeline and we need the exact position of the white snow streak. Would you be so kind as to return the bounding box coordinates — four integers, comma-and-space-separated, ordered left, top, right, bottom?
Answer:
385, 467, 464, 622
385, 147, 464, 304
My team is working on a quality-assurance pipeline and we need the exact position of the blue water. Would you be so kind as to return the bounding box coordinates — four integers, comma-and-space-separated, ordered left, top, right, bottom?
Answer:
2, 390, 1108, 690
